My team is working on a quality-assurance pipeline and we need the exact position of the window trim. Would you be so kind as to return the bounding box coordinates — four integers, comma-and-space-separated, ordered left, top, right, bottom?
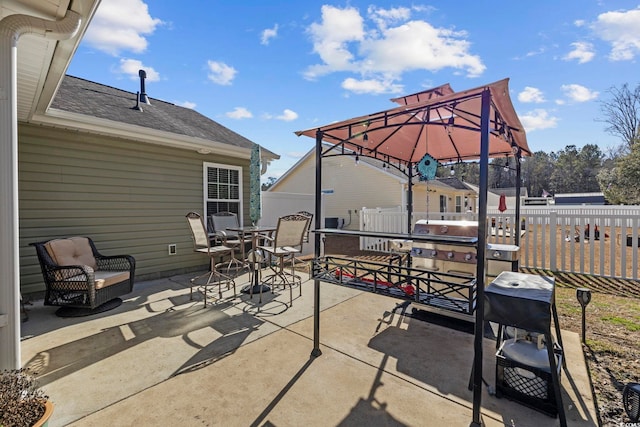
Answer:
203, 161, 244, 225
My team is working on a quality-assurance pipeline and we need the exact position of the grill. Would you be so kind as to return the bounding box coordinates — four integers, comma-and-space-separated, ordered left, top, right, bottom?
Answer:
394, 220, 519, 280
410, 220, 478, 279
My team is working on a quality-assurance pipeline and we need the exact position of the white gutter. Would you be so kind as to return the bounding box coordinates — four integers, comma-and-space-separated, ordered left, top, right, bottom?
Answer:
0, 10, 81, 370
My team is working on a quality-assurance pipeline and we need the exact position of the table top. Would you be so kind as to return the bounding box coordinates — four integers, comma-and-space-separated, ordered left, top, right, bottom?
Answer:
227, 225, 276, 234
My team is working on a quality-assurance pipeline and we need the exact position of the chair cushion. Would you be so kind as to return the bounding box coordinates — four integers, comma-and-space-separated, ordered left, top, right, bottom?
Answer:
66, 271, 130, 289
45, 237, 97, 270
95, 271, 130, 289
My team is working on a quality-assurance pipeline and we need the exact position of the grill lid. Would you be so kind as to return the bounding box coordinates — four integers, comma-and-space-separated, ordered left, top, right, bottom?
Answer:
413, 219, 478, 237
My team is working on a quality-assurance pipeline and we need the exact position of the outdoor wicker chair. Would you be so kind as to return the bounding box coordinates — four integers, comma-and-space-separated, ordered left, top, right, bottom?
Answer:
30, 237, 135, 316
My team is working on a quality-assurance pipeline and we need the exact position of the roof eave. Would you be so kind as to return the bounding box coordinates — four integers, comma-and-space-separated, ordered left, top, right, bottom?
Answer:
29, 0, 102, 121
31, 109, 279, 161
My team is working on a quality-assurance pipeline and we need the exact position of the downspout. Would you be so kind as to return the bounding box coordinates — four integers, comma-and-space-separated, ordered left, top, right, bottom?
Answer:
0, 10, 81, 370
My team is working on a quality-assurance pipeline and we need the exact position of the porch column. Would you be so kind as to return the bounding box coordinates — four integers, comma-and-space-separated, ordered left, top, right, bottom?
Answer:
0, 10, 80, 370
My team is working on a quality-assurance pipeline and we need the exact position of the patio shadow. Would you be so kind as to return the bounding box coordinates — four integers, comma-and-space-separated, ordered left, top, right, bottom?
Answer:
23, 299, 263, 387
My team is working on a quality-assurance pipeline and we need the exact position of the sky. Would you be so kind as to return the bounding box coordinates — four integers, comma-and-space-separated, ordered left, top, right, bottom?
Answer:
67, 0, 640, 180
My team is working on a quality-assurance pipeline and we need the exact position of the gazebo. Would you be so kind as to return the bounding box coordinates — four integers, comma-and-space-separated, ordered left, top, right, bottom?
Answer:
296, 78, 537, 426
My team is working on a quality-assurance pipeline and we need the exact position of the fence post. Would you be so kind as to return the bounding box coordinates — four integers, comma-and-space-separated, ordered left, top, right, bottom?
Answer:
550, 211, 557, 272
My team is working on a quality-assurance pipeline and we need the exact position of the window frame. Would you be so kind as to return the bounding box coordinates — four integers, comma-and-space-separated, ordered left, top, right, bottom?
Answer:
455, 195, 463, 213
203, 162, 244, 226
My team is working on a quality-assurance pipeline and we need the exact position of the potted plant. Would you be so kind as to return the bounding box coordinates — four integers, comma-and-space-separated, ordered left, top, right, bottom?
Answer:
0, 369, 53, 427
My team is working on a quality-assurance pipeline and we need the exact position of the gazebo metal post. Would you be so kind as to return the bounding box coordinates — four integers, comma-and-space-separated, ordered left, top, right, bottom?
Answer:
312, 130, 323, 357
471, 88, 491, 426
514, 156, 522, 261
407, 162, 413, 234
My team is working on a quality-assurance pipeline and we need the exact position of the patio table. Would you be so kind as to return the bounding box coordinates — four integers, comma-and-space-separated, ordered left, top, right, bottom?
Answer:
227, 226, 276, 294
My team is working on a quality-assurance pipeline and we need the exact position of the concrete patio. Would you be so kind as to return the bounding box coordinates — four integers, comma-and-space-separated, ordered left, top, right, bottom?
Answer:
20, 269, 598, 426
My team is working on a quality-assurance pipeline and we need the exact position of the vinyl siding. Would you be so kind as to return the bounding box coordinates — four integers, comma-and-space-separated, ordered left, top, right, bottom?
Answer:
271, 155, 403, 229
18, 124, 250, 294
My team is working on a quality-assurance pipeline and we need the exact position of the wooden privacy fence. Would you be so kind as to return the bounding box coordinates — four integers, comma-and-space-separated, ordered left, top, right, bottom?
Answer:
360, 206, 640, 281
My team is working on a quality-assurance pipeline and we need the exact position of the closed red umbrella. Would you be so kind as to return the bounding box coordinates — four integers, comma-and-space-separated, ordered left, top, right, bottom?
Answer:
498, 193, 507, 212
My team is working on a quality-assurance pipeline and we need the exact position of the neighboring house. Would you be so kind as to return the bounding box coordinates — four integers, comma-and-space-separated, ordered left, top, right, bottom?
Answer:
268, 147, 477, 229
554, 192, 606, 205
17, 74, 278, 294
465, 184, 528, 211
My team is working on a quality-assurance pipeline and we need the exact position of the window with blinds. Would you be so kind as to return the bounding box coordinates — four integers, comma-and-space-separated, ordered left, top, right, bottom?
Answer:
204, 163, 242, 225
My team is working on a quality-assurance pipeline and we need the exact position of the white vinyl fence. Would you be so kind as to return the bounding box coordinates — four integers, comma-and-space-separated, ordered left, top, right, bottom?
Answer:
360, 206, 640, 281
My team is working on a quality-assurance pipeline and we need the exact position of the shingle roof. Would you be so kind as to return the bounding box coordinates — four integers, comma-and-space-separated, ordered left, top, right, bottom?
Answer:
437, 176, 474, 191
488, 186, 528, 197
50, 75, 277, 157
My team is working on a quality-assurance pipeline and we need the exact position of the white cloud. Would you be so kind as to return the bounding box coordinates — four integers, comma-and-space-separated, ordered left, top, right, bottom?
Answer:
367, 6, 411, 30
207, 61, 237, 85
118, 58, 160, 81
525, 47, 546, 58
563, 41, 595, 63
360, 21, 485, 77
176, 101, 196, 109
83, 0, 163, 56
520, 109, 559, 131
304, 5, 485, 94
342, 77, 403, 94
275, 109, 298, 121
261, 24, 278, 45
592, 7, 640, 60
518, 87, 545, 103
561, 84, 599, 102
262, 109, 298, 121
305, 5, 365, 78
226, 107, 253, 119
574, 19, 586, 27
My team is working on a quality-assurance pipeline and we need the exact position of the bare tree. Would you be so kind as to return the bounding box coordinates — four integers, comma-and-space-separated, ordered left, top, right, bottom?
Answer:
599, 83, 640, 149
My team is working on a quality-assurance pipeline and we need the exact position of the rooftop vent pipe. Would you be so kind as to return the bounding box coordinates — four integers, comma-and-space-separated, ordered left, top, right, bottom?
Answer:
139, 69, 150, 104
132, 91, 143, 111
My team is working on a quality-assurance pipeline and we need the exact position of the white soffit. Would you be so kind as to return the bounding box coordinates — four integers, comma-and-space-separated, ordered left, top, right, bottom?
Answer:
2, 0, 98, 122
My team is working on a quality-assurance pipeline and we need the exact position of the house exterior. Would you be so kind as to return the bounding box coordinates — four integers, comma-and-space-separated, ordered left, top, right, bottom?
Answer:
17, 75, 278, 294
268, 148, 477, 229
1, 0, 283, 370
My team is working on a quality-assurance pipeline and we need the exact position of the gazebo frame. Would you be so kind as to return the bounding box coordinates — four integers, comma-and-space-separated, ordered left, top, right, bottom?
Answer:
296, 79, 550, 426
